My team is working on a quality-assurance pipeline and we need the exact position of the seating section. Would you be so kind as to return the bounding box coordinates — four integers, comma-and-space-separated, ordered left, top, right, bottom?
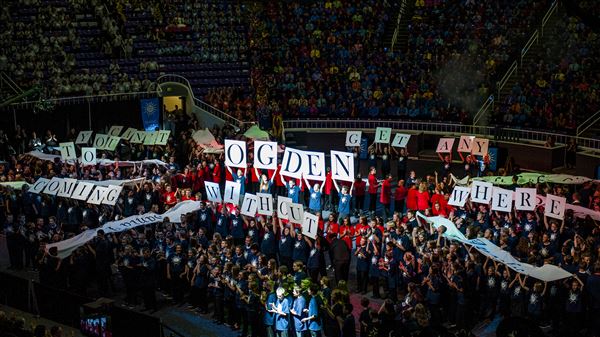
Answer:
0, 0, 249, 98
493, 14, 600, 131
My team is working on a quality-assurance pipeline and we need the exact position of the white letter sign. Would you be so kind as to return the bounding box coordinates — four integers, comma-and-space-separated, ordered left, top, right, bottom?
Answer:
81, 147, 97, 166
472, 138, 489, 156
302, 212, 319, 239
330, 150, 354, 182
277, 196, 292, 220
224, 180, 241, 205
303, 151, 326, 181
447, 186, 471, 207
59, 142, 76, 160
224, 139, 247, 168
544, 194, 566, 220
456, 136, 475, 153
515, 188, 537, 211
491, 187, 513, 213
241, 193, 258, 217
75, 131, 93, 144
391, 133, 411, 148
471, 180, 493, 204
204, 182, 222, 203
254, 141, 278, 170
436, 138, 455, 153
345, 131, 362, 147
374, 127, 392, 144
280, 147, 304, 179
256, 193, 274, 216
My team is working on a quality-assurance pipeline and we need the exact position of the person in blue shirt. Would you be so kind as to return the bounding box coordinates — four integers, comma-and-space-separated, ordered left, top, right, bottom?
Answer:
290, 286, 307, 337
229, 210, 245, 246
214, 206, 229, 238
264, 282, 277, 337
281, 175, 301, 204
305, 176, 322, 213
227, 166, 247, 201
333, 179, 354, 224
271, 287, 290, 337
302, 285, 322, 337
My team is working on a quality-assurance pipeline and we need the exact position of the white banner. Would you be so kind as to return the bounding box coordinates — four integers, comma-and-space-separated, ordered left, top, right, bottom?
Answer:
47, 200, 201, 258
416, 212, 572, 282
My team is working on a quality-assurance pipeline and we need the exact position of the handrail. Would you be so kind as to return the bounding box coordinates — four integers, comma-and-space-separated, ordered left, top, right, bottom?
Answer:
473, 95, 494, 126
282, 119, 600, 150
496, 61, 518, 99
541, 0, 558, 36
1, 72, 24, 93
390, 0, 408, 52
576, 109, 600, 136
6, 90, 159, 108
520, 30, 538, 66
156, 73, 254, 127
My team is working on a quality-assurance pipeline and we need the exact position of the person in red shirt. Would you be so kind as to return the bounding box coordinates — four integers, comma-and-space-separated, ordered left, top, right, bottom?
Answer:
338, 216, 354, 250
212, 159, 221, 185
367, 167, 380, 214
181, 189, 196, 201
325, 213, 339, 245
406, 184, 418, 211
353, 174, 366, 214
431, 201, 448, 217
394, 179, 407, 214
163, 184, 178, 208
416, 182, 430, 211
379, 174, 393, 221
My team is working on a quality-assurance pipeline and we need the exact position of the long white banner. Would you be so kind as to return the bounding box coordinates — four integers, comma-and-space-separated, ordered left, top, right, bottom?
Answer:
416, 212, 573, 282
47, 200, 201, 258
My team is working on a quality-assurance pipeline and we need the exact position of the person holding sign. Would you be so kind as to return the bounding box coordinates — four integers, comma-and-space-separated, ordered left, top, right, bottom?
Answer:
227, 166, 247, 197
281, 175, 301, 204
332, 179, 354, 223
256, 167, 277, 194
305, 175, 323, 213
367, 167, 380, 215
392, 147, 409, 180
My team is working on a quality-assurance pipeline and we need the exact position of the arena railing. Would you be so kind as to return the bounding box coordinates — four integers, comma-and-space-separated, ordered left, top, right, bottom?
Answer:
155, 74, 253, 128
541, 0, 559, 37
7, 90, 160, 108
282, 119, 599, 150
577, 109, 600, 137
521, 30, 539, 67
390, 0, 408, 52
473, 95, 494, 126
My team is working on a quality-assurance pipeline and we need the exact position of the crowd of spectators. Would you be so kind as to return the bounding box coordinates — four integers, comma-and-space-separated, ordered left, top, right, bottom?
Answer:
206, 0, 552, 125
1, 114, 600, 337
0, 311, 64, 337
494, 14, 600, 131
0, 0, 247, 99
